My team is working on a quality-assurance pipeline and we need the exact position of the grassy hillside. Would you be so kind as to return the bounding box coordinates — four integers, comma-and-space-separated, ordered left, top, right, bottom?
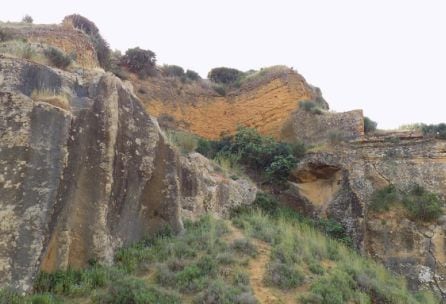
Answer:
0, 201, 438, 304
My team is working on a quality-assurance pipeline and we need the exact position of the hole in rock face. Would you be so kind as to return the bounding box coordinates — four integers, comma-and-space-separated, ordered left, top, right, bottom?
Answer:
291, 163, 341, 183
291, 163, 343, 207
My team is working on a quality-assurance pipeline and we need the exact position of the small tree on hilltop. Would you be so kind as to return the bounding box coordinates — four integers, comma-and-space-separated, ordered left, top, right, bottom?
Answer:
208, 67, 243, 85
120, 47, 157, 78
22, 15, 33, 24
161, 65, 185, 77
186, 69, 201, 81
364, 117, 378, 133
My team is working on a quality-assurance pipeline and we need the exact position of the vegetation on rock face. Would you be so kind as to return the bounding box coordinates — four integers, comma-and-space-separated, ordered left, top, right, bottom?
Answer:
44, 47, 72, 69
300, 100, 324, 114
120, 47, 157, 78
233, 193, 353, 246
369, 184, 443, 221
166, 129, 199, 154
31, 89, 70, 110
232, 207, 438, 304
197, 127, 305, 184
63, 14, 111, 69
363, 116, 378, 133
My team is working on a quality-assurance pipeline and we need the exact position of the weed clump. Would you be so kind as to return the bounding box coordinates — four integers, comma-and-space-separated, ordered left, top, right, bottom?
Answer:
44, 47, 71, 69
369, 184, 443, 222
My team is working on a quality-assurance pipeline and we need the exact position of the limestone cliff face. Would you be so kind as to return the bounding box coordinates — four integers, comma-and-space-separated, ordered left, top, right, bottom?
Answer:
289, 134, 446, 295
0, 57, 256, 292
134, 68, 321, 139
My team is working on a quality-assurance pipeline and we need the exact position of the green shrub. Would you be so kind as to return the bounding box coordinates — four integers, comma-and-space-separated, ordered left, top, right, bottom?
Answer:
186, 69, 201, 80
120, 47, 156, 78
312, 218, 352, 247
364, 117, 378, 133
300, 100, 324, 114
208, 67, 244, 85
422, 123, 446, 139
90, 34, 111, 70
197, 127, 301, 184
166, 130, 199, 154
212, 83, 227, 96
231, 127, 299, 182
265, 154, 297, 183
44, 47, 71, 69
98, 278, 181, 304
263, 261, 304, 289
161, 65, 185, 77
369, 185, 399, 212
176, 265, 207, 293
252, 192, 280, 215
369, 184, 443, 222
403, 185, 443, 221
310, 269, 357, 304
34, 266, 109, 296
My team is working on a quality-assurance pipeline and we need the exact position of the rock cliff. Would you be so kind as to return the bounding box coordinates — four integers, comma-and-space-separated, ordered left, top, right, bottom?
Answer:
0, 57, 256, 292
289, 133, 446, 295
281, 108, 365, 144
135, 67, 323, 139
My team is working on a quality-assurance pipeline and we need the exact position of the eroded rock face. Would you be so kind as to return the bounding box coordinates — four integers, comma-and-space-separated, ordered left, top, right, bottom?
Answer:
281, 108, 365, 144
136, 67, 321, 139
180, 153, 257, 219
0, 58, 256, 292
290, 136, 446, 295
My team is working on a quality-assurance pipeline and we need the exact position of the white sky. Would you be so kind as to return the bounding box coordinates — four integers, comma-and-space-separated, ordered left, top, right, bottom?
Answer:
1, 0, 445, 129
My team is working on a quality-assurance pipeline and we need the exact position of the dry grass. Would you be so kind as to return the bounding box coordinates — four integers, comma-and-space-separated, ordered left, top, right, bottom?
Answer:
31, 89, 70, 111
0, 40, 43, 62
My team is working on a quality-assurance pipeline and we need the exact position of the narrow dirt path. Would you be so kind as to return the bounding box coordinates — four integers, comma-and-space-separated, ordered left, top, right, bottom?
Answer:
247, 240, 281, 303
226, 222, 297, 304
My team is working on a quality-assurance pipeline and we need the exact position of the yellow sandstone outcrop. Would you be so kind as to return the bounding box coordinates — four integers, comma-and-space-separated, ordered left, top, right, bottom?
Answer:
134, 68, 318, 139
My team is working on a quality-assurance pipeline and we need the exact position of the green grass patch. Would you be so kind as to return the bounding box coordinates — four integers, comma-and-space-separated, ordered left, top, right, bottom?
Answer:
232, 208, 439, 303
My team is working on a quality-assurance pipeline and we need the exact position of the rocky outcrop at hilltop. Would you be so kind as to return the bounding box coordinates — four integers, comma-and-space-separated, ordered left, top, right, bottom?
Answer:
281, 108, 365, 144
289, 134, 446, 295
0, 57, 256, 292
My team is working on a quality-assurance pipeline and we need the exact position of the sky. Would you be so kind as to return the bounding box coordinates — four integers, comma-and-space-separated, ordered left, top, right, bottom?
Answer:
1, 0, 445, 129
